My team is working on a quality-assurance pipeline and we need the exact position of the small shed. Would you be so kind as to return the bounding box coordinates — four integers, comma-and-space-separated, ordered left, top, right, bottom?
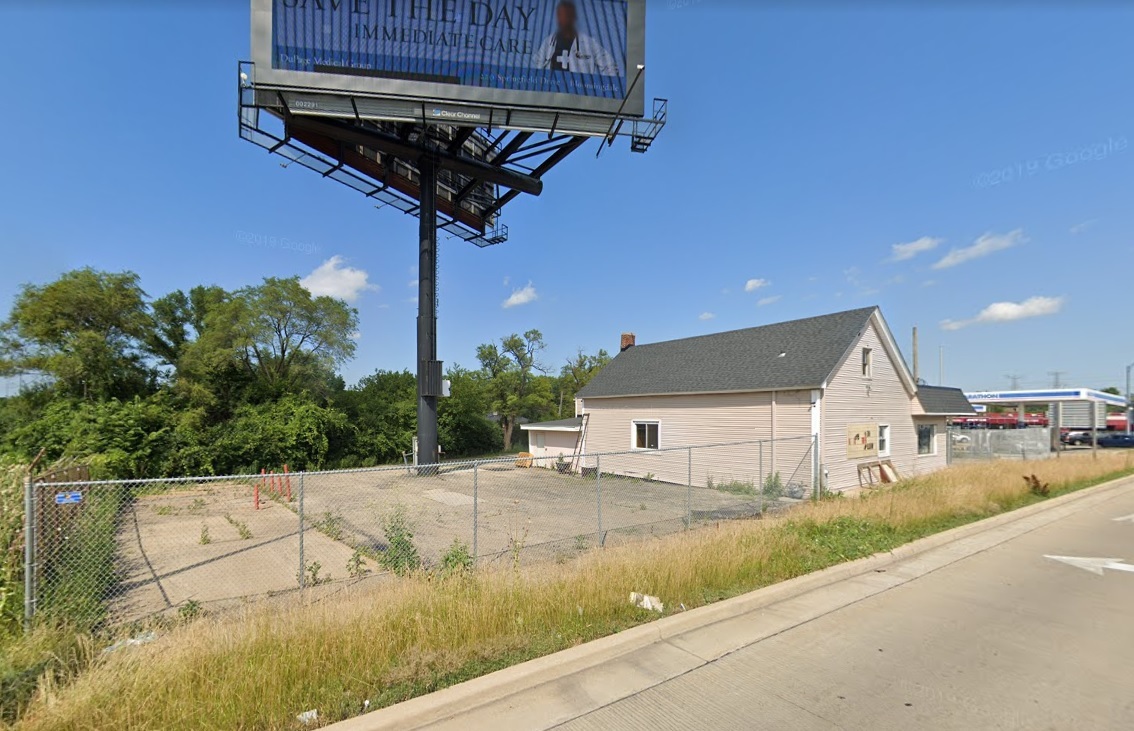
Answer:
520, 417, 583, 466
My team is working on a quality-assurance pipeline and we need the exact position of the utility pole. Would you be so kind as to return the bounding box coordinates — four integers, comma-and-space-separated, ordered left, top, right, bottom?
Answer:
1126, 362, 1134, 435
1048, 371, 1066, 389
1005, 374, 1023, 390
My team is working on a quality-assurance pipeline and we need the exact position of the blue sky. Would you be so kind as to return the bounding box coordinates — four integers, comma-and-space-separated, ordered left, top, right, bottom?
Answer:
1, 1, 1132, 394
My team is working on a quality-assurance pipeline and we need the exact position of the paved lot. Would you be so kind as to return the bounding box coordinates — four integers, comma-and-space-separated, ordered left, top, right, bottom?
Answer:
111, 465, 771, 622
554, 484, 1134, 730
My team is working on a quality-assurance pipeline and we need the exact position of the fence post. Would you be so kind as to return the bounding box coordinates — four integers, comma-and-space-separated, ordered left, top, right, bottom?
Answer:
596, 455, 603, 546
297, 472, 305, 589
686, 447, 693, 529
23, 474, 35, 631
758, 441, 764, 514
472, 461, 479, 561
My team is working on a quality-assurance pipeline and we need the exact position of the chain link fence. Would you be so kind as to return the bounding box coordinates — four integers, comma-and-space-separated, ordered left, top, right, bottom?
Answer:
24, 436, 817, 629
947, 427, 1054, 462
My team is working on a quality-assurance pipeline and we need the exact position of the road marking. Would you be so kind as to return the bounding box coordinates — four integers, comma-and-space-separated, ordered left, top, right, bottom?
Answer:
1112, 513, 1134, 523
1044, 555, 1134, 576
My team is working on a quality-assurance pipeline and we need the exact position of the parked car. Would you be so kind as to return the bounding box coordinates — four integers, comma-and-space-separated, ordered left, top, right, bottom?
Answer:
1061, 430, 1094, 446
1097, 433, 1134, 449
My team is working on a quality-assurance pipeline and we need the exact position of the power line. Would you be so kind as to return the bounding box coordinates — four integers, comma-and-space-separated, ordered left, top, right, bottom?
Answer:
1005, 373, 1023, 390
1048, 371, 1067, 388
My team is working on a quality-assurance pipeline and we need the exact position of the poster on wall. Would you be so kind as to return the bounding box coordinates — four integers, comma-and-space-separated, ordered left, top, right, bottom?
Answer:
847, 423, 878, 458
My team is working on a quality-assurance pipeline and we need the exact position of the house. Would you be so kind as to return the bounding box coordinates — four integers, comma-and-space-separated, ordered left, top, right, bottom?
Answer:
519, 417, 583, 464
533, 306, 974, 492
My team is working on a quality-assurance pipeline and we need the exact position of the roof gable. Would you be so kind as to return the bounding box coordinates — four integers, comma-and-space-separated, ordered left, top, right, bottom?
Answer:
578, 307, 879, 399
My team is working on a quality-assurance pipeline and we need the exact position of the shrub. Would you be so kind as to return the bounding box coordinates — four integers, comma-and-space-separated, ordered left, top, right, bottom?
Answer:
379, 506, 421, 577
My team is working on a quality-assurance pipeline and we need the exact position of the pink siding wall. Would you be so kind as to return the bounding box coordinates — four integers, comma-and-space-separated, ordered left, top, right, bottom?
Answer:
580, 391, 814, 488
820, 318, 947, 490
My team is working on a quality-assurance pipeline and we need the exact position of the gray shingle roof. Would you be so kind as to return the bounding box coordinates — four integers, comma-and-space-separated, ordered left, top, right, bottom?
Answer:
916, 386, 975, 415
577, 307, 879, 399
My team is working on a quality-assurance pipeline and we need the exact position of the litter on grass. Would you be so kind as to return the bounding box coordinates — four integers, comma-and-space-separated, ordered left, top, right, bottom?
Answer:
630, 592, 664, 613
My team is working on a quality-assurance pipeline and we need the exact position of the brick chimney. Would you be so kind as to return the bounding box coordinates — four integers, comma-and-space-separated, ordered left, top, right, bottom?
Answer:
620, 332, 636, 352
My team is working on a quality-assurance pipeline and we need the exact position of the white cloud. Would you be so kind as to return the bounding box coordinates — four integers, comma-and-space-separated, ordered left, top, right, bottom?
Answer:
348, 331, 361, 341
502, 281, 538, 309
378, 303, 391, 309
940, 295, 1064, 331
744, 278, 770, 292
1069, 219, 1097, 235
921, 280, 936, 288
932, 229, 1025, 270
300, 256, 378, 303
699, 312, 716, 321
407, 279, 418, 288
757, 295, 782, 307
503, 276, 511, 286
889, 236, 943, 262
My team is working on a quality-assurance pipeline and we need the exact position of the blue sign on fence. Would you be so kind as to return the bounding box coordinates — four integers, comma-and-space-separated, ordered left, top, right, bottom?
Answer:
54, 491, 82, 505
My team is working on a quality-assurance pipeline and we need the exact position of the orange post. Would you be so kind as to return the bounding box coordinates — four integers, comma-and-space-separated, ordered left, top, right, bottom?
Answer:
284, 464, 292, 502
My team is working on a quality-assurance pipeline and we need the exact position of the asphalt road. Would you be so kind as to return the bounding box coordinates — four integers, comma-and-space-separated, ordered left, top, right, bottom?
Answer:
553, 488, 1134, 731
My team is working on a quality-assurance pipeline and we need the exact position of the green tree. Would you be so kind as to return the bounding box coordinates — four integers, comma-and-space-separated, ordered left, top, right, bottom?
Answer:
174, 278, 357, 409
556, 348, 611, 417
476, 330, 554, 449
439, 364, 503, 457
0, 269, 154, 400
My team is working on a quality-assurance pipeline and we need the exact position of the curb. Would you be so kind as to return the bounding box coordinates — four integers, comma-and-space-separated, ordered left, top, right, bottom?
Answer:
328, 473, 1134, 731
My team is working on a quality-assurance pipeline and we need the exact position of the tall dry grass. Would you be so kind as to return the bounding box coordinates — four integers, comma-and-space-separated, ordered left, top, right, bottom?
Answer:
14, 452, 1134, 731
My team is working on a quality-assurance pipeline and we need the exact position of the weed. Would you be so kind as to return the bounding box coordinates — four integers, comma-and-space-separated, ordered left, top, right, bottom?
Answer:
315, 511, 346, 542
379, 507, 421, 577
178, 600, 204, 622
223, 514, 253, 540
574, 534, 588, 552
298, 561, 329, 587
762, 472, 784, 500
198, 524, 211, 545
153, 505, 178, 516
346, 550, 370, 579
639, 503, 647, 511
713, 478, 757, 497
643, 472, 656, 482
439, 539, 474, 577
186, 498, 207, 515
508, 526, 530, 571
1024, 474, 1050, 497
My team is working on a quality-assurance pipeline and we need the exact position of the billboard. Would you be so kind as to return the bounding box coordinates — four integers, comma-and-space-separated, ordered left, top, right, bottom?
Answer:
251, 0, 646, 121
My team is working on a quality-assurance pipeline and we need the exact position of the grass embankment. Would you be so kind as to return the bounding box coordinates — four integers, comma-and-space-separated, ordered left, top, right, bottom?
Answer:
13, 453, 1134, 730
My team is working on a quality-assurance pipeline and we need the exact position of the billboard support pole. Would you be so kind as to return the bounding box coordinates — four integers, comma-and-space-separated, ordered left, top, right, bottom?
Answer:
417, 151, 440, 471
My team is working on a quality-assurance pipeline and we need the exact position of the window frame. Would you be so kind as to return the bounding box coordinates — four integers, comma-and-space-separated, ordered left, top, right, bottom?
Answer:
877, 423, 891, 457
862, 347, 873, 379
535, 432, 545, 450
631, 420, 661, 451
917, 423, 937, 456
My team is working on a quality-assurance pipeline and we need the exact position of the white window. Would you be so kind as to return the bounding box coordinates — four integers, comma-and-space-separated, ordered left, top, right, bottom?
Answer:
535, 433, 545, 449
877, 424, 891, 457
633, 421, 660, 450
918, 424, 936, 455
862, 347, 873, 378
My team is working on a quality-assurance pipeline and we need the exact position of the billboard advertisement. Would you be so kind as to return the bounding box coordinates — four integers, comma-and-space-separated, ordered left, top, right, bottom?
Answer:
251, 0, 645, 120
